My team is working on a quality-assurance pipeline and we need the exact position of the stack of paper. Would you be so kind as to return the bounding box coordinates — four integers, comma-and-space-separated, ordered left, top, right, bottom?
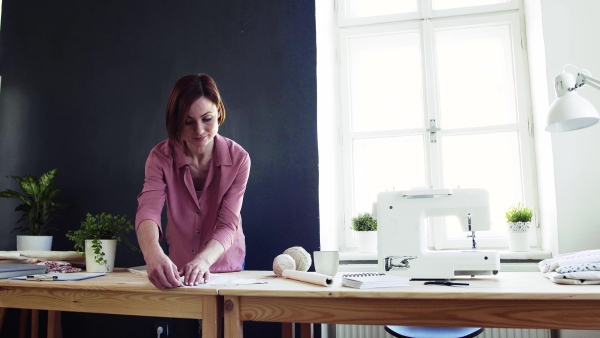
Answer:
342, 273, 410, 289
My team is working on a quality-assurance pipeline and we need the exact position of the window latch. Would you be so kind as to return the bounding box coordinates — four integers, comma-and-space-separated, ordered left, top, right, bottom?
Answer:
426, 119, 440, 143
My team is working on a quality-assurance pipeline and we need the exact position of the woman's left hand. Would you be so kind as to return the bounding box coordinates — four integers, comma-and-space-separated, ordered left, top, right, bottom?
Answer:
179, 239, 225, 285
179, 256, 212, 286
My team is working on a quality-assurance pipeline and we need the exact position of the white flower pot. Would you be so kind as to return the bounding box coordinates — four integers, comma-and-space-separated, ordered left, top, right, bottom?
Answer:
16, 235, 53, 251
85, 239, 117, 272
507, 222, 530, 252
357, 231, 377, 252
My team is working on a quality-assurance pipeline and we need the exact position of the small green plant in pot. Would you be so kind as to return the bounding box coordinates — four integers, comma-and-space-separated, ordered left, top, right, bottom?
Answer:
505, 202, 533, 252
0, 168, 67, 250
351, 212, 378, 252
351, 212, 378, 232
505, 202, 533, 223
66, 212, 139, 272
0, 168, 67, 235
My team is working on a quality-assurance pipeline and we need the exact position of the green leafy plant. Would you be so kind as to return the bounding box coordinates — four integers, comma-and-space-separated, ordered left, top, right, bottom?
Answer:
0, 168, 67, 235
351, 212, 378, 231
66, 212, 139, 270
505, 202, 533, 223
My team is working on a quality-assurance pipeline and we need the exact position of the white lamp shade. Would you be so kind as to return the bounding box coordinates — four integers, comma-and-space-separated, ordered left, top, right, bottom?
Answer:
546, 91, 600, 132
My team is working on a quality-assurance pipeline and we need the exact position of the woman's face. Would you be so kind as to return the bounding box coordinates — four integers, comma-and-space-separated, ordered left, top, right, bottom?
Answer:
181, 96, 220, 151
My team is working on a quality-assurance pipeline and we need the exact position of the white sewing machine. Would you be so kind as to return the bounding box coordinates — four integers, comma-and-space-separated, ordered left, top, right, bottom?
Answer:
376, 188, 500, 279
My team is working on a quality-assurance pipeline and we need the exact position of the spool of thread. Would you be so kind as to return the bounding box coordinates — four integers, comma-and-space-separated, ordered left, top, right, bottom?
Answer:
283, 246, 312, 272
273, 253, 296, 277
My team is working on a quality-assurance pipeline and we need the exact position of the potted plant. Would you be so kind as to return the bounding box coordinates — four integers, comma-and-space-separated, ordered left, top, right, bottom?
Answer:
0, 168, 67, 251
505, 202, 533, 252
66, 212, 139, 272
351, 212, 378, 252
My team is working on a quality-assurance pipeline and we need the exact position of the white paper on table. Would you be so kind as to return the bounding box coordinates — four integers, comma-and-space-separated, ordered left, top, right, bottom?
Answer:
282, 270, 333, 287
200, 274, 268, 286
127, 267, 268, 287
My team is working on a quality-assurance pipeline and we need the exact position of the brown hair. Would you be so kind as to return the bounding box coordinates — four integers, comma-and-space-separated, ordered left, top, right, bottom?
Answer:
165, 74, 226, 143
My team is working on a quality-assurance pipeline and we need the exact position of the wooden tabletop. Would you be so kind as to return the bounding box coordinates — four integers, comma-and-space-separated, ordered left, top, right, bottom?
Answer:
0, 271, 218, 318
217, 270, 600, 300
218, 270, 600, 336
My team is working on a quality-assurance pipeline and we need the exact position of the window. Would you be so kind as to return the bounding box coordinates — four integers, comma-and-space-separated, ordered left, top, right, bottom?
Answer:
326, 0, 537, 251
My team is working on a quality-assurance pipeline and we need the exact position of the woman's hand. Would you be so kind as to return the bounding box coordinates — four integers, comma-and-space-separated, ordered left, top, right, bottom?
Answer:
180, 239, 225, 286
180, 256, 212, 286
136, 220, 182, 289
145, 251, 182, 289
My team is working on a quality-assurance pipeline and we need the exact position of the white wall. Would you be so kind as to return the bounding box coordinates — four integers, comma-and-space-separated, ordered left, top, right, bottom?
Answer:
537, 0, 600, 254
531, 1, 600, 337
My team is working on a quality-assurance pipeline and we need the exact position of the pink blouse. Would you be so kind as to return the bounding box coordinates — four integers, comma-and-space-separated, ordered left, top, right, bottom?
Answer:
135, 134, 250, 272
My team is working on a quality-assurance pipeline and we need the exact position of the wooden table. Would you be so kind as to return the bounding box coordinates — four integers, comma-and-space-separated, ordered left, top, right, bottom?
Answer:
0, 271, 222, 338
219, 271, 600, 338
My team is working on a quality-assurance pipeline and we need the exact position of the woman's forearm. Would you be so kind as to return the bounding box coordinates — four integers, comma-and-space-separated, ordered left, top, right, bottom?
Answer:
136, 220, 164, 261
197, 239, 225, 266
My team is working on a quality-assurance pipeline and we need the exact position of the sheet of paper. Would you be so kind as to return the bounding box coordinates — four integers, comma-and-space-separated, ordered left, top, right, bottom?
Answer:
127, 267, 268, 287
196, 274, 268, 286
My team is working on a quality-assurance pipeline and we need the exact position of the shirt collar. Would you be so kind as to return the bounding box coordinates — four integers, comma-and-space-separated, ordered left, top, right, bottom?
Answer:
171, 134, 232, 168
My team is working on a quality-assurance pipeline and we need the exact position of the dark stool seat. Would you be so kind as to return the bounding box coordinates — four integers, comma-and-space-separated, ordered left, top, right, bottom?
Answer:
385, 325, 484, 338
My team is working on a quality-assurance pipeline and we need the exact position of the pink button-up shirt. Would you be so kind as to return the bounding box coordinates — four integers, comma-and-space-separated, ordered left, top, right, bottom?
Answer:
135, 134, 250, 272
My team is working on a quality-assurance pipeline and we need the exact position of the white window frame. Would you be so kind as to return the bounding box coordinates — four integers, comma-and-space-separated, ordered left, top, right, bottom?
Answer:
333, 0, 539, 252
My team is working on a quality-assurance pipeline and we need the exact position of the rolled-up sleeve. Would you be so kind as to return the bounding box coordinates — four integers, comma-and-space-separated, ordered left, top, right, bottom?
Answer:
211, 154, 250, 251
135, 150, 167, 238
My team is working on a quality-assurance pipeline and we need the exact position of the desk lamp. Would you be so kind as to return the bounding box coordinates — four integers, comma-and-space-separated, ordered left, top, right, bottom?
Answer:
546, 65, 600, 132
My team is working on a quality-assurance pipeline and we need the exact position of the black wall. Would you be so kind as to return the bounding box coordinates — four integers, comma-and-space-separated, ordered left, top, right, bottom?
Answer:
0, 1, 319, 337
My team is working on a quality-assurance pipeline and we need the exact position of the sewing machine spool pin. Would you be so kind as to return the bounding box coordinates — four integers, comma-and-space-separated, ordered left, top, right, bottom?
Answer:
466, 213, 477, 249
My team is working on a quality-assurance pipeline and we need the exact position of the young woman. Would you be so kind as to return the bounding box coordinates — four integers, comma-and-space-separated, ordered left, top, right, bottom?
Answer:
135, 74, 250, 290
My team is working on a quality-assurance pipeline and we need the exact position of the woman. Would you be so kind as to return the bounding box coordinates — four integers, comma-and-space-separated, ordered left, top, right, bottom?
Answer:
135, 74, 250, 290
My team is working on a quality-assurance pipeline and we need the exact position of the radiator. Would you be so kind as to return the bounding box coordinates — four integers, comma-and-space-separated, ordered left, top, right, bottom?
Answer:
334, 325, 551, 338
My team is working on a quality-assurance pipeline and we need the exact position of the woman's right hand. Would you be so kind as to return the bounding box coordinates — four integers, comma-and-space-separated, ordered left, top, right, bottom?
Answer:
145, 251, 182, 289
136, 220, 182, 289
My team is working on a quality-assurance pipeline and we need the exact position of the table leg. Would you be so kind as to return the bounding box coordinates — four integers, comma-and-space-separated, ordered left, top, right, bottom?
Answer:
282, 323, 295, 338
0, 308, 5, 333
19, 309, 28, 338
300, 323, 313, 338
224, 296, 243, 338
47, 311, 62, 338
202, 295, 222, 338
31, 310, 39, 338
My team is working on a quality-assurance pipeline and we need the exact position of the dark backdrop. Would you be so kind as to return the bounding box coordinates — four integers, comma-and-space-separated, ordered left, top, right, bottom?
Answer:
0, 1, 319, 337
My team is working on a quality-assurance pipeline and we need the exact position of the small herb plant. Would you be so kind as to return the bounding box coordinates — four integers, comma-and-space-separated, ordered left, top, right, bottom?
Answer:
505, 202, 533, 223
351, 212, 378, 232
66, 212, 139, 270
0, 168, 67, 235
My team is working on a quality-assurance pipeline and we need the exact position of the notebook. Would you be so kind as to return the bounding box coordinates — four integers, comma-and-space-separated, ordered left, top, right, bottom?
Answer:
342, 272, 410, 289
0, 263, 46, 279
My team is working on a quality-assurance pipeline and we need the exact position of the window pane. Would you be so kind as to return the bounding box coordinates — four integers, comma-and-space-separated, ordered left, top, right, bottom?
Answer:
353, 136, 425, 214
440, 132, 523, 236
433, 0, 508, 11
348, 31, 423, 132
435, 23, 517, 129
345, 0, 418, 19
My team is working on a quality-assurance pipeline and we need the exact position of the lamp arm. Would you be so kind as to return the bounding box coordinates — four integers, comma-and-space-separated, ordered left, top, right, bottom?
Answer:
576, 73, 600, 91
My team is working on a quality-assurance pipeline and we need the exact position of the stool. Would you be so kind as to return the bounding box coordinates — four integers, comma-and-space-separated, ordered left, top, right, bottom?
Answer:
384, 326, 484, 338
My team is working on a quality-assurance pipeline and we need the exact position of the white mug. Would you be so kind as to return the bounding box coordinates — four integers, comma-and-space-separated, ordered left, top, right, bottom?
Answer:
313, 251, 339, 277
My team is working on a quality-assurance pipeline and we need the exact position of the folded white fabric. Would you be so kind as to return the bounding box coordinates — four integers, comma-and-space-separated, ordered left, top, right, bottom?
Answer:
538, 250, 600, 273
555, 262, 600, 274
544, 271, 600, 285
